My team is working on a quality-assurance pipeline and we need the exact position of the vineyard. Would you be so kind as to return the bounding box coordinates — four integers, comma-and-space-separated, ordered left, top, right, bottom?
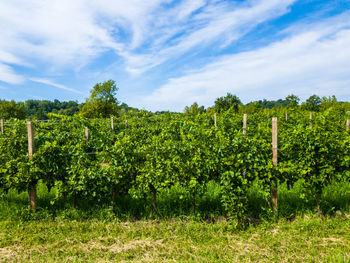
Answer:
1, 107, 350, 220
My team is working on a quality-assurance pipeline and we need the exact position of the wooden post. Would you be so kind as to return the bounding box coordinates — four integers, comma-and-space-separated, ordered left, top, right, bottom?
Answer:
84, 127, 89, 142
111, 117, 114, 131
125, 119, 128, 128
111, 117, 116, 207
214, 113, 217, 128
243, 114, 247, 136
272, 118, 278, 166
1, 119, 4, 134
285, 113, 288, 121
27, 121, 36, 212
272, 117, 278, 211
347, 119, 350, 131
27, 122, 34, 158
309, 112, 312, 129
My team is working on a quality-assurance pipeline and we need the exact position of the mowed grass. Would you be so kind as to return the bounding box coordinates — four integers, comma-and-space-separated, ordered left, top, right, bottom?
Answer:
1, 180, 350, 262
0, 215, 350, 262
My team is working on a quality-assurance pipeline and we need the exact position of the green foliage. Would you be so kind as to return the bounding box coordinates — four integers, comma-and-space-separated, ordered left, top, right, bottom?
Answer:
0, 99, 25, 119
19, 99, 80, 119
1, 107, 350, 222
302, 94, 322, 111
80, 80, 120, 118
184, 102, 205, 115
214, 93, 242, 113
285, 94, 300, 107
320, 95, 338, 111
249, 99, 288, 109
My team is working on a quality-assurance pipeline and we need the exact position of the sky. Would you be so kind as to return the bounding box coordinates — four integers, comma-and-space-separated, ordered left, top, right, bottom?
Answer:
0, 0, 350, 112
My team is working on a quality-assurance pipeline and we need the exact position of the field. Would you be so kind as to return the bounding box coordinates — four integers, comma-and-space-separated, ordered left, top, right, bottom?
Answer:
1, 108, 350, 261
1, 180, 350, 262
1, 215, 350, 262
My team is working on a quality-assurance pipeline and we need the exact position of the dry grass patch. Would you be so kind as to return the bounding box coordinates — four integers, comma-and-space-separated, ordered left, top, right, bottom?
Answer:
0, 216, 349, 262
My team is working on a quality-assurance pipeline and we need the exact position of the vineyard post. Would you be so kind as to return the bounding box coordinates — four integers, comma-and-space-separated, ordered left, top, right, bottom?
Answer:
27, 121, 37, 212
84, 127, 89, 142
243, 114, 247, 136
111, 117, 114, 131
242, 114, 247, 180
309, 112, 312, 129
1, 119, 4, 134
214, 113, 217, 128
75, 127, 89, 208
125, 119, 128, 128
110, 117, 117, 210
347, 119, 349, 131
272, 117, 278, 211
285, 113, 288, 121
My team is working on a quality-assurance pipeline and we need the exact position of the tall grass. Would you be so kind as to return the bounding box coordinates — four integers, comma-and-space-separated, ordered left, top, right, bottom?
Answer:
1, 179, 350, 222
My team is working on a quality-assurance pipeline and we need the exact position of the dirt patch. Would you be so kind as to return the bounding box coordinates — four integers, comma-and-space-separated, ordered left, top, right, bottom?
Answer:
0, 247, 17, 260
83, 238, 164, 254
321, 237, 346, 246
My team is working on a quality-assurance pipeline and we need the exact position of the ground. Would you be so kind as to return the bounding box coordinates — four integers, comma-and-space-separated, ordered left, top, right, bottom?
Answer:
0, 215, 349, 262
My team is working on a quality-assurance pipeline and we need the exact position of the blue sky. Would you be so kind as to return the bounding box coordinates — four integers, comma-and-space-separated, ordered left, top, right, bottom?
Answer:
0, 0, 350, 111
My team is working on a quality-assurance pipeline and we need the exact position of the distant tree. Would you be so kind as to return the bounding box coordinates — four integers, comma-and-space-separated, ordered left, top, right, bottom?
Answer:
119, 102, 140, 116
184, 102, 205, 115
0, 100, 25, 119
320, 95, 338, 111
255, 99, 288, 109
243, 101, 262, 113
214, 93, 242, 113
19, 99, 79, 119
80, 80, 119, 118
303, 94, 321, 111
285, 94, 300, 107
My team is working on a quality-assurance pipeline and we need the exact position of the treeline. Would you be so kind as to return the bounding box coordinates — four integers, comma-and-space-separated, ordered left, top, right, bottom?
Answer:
0, 80, 141, 120
1, 79, 350, 119
185, 94, 350, 115
0, 99, 138, 120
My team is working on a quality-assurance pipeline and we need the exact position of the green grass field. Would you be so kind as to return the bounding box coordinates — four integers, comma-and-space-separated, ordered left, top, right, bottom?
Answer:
1, 180, 350, 262
1, 216, 350, 262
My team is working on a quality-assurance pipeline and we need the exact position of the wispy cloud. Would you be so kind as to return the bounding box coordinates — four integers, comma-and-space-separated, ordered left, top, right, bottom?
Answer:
116, 0, 297, 73
142, 12, 350, 111
0, 0, 296, 78
0, 63, 25, 85
1, 0, 348, 109
30, 78, 82, 94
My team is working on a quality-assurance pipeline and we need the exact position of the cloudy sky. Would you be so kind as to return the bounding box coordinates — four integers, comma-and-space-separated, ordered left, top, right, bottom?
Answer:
0, 0, 350, 111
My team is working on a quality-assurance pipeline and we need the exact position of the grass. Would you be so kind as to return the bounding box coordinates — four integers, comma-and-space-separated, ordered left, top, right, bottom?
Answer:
0, 215, 350, 262
1, 180, 350, 262
2, 179, 350, 221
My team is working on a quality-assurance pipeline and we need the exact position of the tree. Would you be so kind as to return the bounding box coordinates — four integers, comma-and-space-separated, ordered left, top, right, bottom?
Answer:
302, 94, 321, 111
285, 94, 300, 107
214, 93, 241, 113
80, 80, 119, 118
320, 95, 337, 111
242, 101, 262, 113
184, 102, 205, 115
0, 100, 25, 119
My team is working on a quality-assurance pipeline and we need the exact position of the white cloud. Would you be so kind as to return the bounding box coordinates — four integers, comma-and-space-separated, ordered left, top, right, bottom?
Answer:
4, 0, 347, 109
118, 0, 297, 73
0, 63, 25, 85
0, 0, 296, 81
0, 0, 121, 68
30, 78, 82, 94
142, 13, 350, 111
